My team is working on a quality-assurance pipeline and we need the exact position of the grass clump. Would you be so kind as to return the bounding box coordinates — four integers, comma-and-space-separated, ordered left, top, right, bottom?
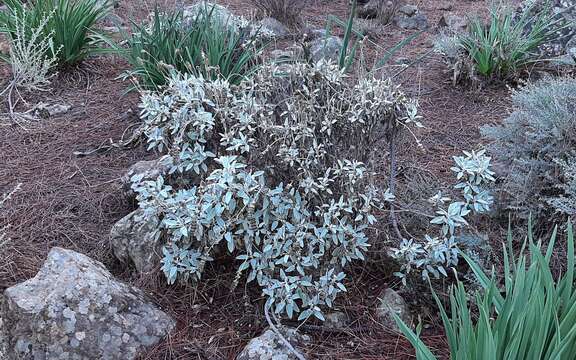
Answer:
396, 221, 576, 360
121, 7, 264, 90
435, 1, 565, 83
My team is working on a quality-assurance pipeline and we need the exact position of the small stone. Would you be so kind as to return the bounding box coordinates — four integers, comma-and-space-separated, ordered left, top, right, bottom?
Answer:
270, 49, 293, 59
304, 27, 329, 40
259, 17, 289, 38
34, 102, 71, 118
110, 209, 162, 274
376, 288, 412, 332
454, 233, 492, 269
120, 155, 174, 198
309, 36, 343, 63
101, 25, 127, 33
438, 3, 453, 11
395, 13, 428, 30
357, 0, 391, 19
182, 1, 236, 28
398, 4, 418, 17
395, 57, 411, 65
236, 327, 307, 360
324, 312, 350, 329
438, 13, 468, 32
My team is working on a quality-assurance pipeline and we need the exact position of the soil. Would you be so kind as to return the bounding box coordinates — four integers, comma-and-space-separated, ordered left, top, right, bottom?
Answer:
0, 0, 529, 359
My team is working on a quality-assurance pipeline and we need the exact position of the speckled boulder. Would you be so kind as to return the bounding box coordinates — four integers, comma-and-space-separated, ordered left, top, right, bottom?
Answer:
110, 209, 161, 274
1, 247, 175, 360
236, 327, 308, 360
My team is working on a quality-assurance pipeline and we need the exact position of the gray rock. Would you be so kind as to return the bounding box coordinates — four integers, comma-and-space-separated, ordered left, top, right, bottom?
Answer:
569, 46, 576, 60
376, 288, 412, 332
310, 36, 343, 63
270, 49, 294, 59
566, 36, 576, 52
2, 247, 175, 360
438, 13, 469, 32
518, 0, 576, 56
304, 27, 329, 40
357, 0, 385, 19
395, 57, 411, 65
34, 102, 71, 118
398, 4, 418, 17
552, 52, 576, 65
438, 3, 453, 11
121, 155, 173, 197
110, 209, 161, 274
269, 48, 304, 61
236, 327, 308, 360
260, 17, 289, 38
101, 25, 128, 34
455, 233, 492, 269
395, 12, 428, 30
324, 312, 350, 329
0, 297, 7, 360
96, 0, 118, 9
182, 1, 236, 28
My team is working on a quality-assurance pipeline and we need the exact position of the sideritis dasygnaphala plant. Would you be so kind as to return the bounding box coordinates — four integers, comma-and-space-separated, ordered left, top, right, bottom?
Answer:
131, 60, 421, 321
391, 150, 495, 284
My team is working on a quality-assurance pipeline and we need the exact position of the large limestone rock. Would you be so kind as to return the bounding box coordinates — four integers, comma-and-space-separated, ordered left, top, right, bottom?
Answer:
310, 36, 343, 63
236, 327, 308, 360
376, 288, 412, 332
2, 247, 175, 359
110, 209, 161, 274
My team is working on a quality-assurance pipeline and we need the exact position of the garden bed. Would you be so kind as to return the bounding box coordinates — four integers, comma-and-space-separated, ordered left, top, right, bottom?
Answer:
1, 0, 574, 359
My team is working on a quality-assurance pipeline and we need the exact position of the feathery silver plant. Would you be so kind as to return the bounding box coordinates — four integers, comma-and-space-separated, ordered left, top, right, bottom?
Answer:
8, 10, 59, 91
